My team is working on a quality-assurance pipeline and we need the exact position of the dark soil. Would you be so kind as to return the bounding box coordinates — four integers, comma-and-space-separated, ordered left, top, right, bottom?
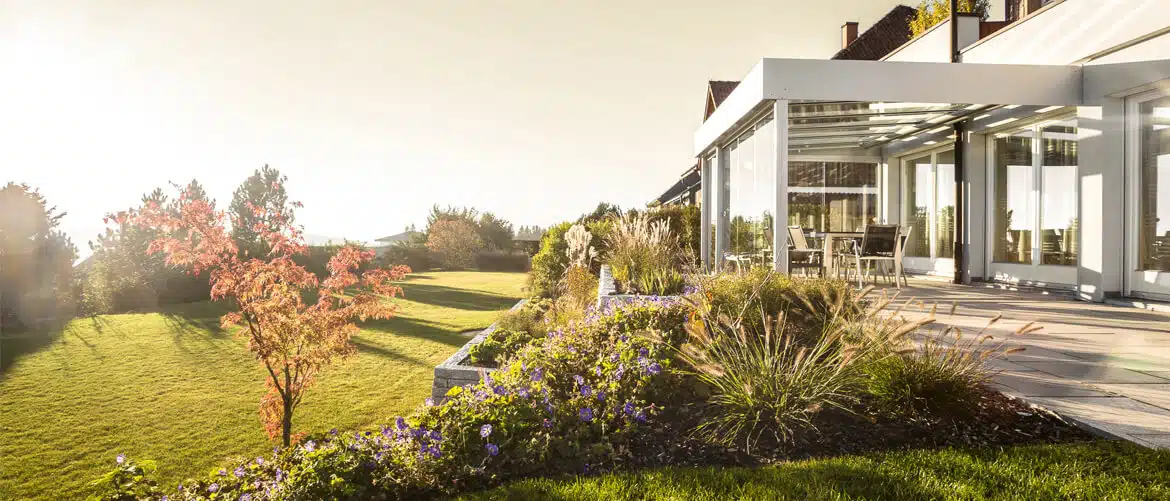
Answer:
619, 385, 1096, 471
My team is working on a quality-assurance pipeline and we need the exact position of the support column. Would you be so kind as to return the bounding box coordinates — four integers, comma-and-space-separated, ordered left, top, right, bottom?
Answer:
953, 121, 967, 284
1077, 103, 1124, 302
714, 146, 728, 271
773, 100, 790, 274
700, 157, 712, 272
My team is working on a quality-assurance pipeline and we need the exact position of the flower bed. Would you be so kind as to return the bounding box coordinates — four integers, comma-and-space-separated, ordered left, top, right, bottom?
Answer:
431, 299, 527, 401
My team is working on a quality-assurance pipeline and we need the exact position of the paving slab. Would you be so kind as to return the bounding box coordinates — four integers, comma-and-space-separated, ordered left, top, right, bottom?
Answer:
993, 372, 1113, 398
1020, 361, 1169, 383
1091, 383, 1170, 410
1026, 396, 1170, 437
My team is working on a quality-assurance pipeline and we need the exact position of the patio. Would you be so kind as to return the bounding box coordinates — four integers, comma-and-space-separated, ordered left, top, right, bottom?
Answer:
877, 279, 1170, 449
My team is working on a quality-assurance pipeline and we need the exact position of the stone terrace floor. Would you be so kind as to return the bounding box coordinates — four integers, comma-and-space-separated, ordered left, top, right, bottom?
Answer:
872, 278, 1170, 449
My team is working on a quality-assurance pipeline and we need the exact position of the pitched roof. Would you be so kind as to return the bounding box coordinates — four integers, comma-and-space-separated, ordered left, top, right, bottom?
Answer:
704, 80, 740, 121
832, 5, 917, 61
374, 231, 421, 244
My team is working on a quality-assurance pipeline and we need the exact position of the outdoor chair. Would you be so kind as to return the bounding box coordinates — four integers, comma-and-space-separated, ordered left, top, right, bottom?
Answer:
847, 224, 901, 289
895, 225, 912, 287
787, 226, 822, 277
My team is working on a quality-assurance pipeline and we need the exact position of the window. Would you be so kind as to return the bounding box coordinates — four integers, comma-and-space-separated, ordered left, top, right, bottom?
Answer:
1040, 120, 1078, 265
900, 149, 952, 260
787, 161, 877, 233
993, 118, 1079, 266
1139, 97, 1170, 271
727, 118, 775, 264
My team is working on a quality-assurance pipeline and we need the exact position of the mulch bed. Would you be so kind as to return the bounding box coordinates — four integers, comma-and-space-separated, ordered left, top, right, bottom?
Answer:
619, 385, 1096, 471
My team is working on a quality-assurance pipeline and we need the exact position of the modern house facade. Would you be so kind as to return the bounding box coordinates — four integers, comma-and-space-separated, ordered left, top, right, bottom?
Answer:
697, 0, 1170, 303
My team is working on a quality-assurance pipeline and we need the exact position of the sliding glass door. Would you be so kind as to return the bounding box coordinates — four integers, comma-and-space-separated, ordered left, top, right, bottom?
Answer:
901, 148, 954, 274
988, 117, 1079, 287
1127, 92, 1170, 299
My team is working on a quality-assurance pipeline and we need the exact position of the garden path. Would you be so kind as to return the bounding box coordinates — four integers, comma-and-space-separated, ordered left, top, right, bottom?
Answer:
875, 279, 1170, 449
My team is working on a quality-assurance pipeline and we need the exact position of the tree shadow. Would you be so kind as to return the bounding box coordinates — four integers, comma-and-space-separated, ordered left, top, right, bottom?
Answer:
350, 338, 430, 367
399, 283, 519, 312
361, 315, 474, 348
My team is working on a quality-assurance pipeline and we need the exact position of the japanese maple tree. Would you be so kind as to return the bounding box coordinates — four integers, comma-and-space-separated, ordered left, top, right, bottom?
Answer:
126, 182, 410, 446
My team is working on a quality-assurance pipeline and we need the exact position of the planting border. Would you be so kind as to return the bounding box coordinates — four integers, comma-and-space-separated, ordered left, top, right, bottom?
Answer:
431, 299, 527, 400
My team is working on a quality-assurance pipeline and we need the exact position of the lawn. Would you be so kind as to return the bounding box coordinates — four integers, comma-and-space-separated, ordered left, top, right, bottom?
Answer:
458, 441, 1170, 500
0, 271, 526, 501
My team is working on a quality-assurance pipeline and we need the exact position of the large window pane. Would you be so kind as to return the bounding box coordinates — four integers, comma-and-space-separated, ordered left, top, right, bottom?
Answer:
903, 154, 931, 258
1140, 97, 1170, 271
994, 130, 1034, 264
787, 161, 876, 233
935, 151, 956, 259
727, 119, 775, 267
1040, 120, 1078, 266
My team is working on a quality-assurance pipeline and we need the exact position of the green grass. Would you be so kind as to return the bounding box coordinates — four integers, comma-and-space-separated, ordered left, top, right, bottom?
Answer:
457, 441, 1170, 501
0, 271, 525, 501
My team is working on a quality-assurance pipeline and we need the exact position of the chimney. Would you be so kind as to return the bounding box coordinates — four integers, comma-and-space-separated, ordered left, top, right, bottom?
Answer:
842, 22, 858, 49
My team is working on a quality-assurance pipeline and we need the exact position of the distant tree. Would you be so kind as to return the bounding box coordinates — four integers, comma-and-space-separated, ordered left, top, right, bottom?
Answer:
0, 183, 77, 332
230, 165, 296, 257
130, 180, 409, 446
477, 212, 514, 251
578, 202, 623, 223
426, 205, 478, 229
426, 219, 483, 270
910, 0, 990, 36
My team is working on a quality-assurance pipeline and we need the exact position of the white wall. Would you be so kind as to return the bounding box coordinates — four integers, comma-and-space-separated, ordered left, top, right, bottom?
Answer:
1090, 32, 1170, 65
962, 0, 1170, 65
884, 16, 981, 63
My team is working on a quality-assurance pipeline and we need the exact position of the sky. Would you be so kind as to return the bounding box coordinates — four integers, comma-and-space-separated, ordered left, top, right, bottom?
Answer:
1, 0, 1007, 257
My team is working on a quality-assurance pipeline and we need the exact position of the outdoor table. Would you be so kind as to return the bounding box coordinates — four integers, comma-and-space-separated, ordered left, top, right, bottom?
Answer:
810, 231, 864, 277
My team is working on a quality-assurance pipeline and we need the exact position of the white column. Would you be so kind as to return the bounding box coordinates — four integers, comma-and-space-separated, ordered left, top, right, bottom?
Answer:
1077, 103, 1124, 302
700, 157, 712, 272
714, 146, 728, 270
772, 100, 789, 274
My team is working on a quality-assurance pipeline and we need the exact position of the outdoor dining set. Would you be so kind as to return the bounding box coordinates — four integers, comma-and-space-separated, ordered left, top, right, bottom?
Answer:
726, 224, 913, 289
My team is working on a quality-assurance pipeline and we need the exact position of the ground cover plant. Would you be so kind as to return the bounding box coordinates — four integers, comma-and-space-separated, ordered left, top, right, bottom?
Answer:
0, 271, 525, 501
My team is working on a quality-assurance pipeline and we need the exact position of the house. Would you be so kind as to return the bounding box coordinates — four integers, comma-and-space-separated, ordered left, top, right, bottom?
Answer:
370, 230, 423, 257
696, 0, 1170, 303
652, 5, 919, 208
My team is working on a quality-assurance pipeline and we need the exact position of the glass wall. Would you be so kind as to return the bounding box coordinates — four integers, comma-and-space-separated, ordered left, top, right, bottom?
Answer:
935, 151, 956, 259
993, 129, 1034, 264
903, 154, 931, 257
1040, 120, 1079, 265
726, 118, 776, 265
788, 161, 877, 233
1139, 97, 1170, 271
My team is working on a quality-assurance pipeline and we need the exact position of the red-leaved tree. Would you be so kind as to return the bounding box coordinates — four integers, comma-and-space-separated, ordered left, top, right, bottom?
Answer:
124, 182, 410, 446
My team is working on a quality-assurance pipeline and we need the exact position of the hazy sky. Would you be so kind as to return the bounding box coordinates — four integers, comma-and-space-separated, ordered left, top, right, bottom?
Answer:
2, 0, 1005, 255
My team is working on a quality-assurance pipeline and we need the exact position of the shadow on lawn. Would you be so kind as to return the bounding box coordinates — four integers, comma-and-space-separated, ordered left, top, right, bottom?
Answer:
362, 316, 473, 348
399, 283, 519, 312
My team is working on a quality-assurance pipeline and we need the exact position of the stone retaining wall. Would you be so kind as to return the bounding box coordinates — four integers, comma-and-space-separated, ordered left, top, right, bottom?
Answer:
431, 299, 526, 400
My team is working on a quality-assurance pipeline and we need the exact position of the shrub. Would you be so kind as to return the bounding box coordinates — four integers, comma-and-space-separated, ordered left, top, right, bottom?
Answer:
379, 242, 434, 272
468, 328, 540, 366
675, 314, 865, 453
475, 250, 530, 272
697, 268, 863, 344
648, 204, 701, 261
605, 213, 684, 295
863, 312, 1033, 418
528, 221, 612, 299
428, 219, 484, 270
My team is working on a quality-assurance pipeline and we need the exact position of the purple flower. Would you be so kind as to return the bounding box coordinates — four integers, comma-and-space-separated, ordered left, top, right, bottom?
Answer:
485, 443, 499, 456
330, 428, 338, 435
647, 362, 662, 375
492, 385, 506, 395
517, 388, 530, 398
218, 469, 227, 476
374, 451, 385, 462
480, 424, 492, 438
429, 429, 442, 441
115, 454, 125, 465
623, 401, 636, 415
614, 364, 626, 379
255, 457, 264, 466
275, 468, 285, 482
580, 385, 592, 397
161, 496, 168, 501
425, 397, 435, 406
638, 347, 649, 357
483, 374, 494, 387
573, 375, 585, 386
240, 494, 252, 501
594, 366, 603, 377
543, 418, 552, 428
396, 417, 408, 431
531, 367, 544, 382
609, 352, 620, 362
303, 441, 316, 452
579, 408, 594, 422
430, 446, 442, 458
234, 466, 246, 477
596, 391, 606, 402
208, 483, 220, 493
635, 410, 647, 423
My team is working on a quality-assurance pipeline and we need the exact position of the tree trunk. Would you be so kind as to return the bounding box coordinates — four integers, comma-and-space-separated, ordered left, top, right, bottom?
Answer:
282, 397, 293, 447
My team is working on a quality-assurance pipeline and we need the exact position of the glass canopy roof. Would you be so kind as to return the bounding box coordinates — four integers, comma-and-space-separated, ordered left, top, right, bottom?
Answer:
787, 101, 986, 151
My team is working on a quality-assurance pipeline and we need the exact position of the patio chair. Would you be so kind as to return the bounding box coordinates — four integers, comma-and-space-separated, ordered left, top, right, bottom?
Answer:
847, 224, 900, 289
895, 225, 912, 288
787, 226, 822, 277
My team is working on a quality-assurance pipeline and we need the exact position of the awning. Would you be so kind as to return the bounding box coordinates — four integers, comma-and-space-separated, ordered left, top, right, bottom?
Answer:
654, 166, 701, 205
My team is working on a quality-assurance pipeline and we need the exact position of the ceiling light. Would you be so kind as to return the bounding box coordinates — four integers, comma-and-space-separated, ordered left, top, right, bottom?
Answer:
927, 126, 950, 134
1034, 105, 1063, 114
986, 117, 1019, 128
973, 114, 992, 121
